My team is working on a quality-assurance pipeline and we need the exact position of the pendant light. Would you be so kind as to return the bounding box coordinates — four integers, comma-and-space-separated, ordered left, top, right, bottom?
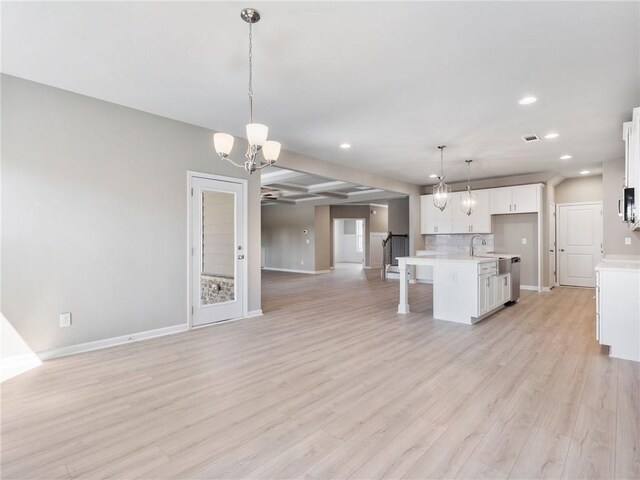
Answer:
460, 160, 478, 216
433, 145, 451, 211
213, 8, 281, 174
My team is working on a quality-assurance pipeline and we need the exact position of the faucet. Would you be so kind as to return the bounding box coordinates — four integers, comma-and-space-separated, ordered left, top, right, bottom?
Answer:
469, 234, 487, 256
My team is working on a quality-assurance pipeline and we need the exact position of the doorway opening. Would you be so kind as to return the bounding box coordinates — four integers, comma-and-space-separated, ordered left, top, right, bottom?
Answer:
333, 218, 366, 269
556, 202, 603, 287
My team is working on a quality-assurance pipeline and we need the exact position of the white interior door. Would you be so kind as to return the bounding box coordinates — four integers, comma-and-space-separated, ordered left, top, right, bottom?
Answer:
549, 203, 556, 287
191, 176, 245, 326
558, 203, 602, 287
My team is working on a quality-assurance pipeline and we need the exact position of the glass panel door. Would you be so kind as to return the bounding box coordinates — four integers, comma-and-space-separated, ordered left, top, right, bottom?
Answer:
191, 176, 244, 326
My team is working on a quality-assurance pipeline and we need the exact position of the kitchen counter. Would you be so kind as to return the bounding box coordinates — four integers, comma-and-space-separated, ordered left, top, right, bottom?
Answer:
404, 253, 498, 264
595, 260, 640, 272
397, 254, 510, 324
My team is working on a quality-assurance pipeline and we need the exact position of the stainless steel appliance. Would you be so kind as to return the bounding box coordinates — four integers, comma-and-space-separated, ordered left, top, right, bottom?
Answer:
498, 256, 521, 303
623, 187, 636, 224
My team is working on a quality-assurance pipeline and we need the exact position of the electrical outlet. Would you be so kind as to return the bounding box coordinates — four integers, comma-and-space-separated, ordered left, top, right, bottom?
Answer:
60, 312, 72, 327
625, 237, 632, 245
522, 238, 527, 245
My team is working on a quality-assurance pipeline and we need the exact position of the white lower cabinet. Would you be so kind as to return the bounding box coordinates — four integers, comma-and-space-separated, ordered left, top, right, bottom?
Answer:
478, 271, 510, 317
433, 259, 509, 324
595, 263, 640, 362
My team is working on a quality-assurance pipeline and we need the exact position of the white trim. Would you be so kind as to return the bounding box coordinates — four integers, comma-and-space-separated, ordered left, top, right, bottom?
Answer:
38, 323, 189, 360
521, 285, 540, 291
187, 171, 249, 329
541, 287, 552, 292
246, 309, 263, 318
262, 267, 330, 275
1, 353, 42, 383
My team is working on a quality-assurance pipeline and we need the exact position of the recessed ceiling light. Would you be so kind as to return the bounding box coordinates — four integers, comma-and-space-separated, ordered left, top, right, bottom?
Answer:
544, 133, 559, 139
429, 174, 438, 178
580, 170, 590, 175
518, 96, 537, 105
560, 154, 572, 160
339, 143, 351, 149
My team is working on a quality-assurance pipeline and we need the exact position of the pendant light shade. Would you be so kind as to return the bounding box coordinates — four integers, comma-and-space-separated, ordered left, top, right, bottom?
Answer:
432, 145, 451, 211
262, 141, 281, 162
246, 123, 269, 147
213, 132, 235, 156
460, 160, 478, 216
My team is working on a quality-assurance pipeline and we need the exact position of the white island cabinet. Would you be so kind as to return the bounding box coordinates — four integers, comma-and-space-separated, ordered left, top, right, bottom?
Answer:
398, 254, 511, 324
595, 258, 640, 362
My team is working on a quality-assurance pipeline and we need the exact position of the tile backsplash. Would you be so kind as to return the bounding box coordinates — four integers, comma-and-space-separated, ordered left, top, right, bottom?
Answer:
422, 234, 495, 254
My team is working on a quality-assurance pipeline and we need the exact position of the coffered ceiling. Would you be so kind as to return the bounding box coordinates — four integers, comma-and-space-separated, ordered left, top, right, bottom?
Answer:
260, 166, 403, 206
2, 2, 638, 184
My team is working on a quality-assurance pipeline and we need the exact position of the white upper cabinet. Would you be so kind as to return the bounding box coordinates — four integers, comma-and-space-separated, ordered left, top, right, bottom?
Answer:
452, 190, 491, 233
511, 184, 539, 213
421, 194, 452, 234
489, 188, 512, 215
421, 184, 541, 235
490, 185, 539, 214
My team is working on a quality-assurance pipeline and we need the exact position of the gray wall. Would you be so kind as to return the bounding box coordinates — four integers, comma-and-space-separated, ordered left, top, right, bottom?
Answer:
1, 75, 262, 354
314, 206, 331, 271
261, 204, 316, 272
492, 213, 539, 287
369, 206, 388, 233
555, 175, 603, 204
388, 197, 410, 235
603, 159, 640, 255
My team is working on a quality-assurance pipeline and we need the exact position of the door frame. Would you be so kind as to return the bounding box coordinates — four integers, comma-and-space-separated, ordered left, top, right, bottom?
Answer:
187, 171, 249, 329
555, 201, 603, 288
332, 217, 367, 267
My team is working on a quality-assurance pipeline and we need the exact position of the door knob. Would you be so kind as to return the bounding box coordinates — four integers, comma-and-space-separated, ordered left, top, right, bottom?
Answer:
237, 254, 245, 260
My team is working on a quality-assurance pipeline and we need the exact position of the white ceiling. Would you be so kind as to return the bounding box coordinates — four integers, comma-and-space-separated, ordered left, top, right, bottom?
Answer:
3, 2, 639, 184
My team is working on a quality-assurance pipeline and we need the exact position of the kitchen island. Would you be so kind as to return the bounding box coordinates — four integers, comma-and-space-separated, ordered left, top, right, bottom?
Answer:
397, 253, 512, 324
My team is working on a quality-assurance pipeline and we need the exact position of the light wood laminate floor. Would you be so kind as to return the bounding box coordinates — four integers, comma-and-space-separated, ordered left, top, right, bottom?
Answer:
2, 266, 639, 479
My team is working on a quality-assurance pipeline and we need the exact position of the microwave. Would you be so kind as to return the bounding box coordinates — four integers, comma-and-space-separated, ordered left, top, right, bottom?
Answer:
624, 187, 636, 224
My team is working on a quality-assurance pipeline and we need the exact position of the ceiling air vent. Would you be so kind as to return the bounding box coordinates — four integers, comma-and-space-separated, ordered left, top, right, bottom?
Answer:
522, 134, 540, 143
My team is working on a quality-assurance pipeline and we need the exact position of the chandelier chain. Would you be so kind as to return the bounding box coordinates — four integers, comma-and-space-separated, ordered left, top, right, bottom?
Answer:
248, 21, 253, 123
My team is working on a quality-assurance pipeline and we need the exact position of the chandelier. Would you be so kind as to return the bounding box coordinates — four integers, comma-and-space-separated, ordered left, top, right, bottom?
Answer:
460, 160, 478, 216
213, 8, 281, 174
433, 145, 451, 211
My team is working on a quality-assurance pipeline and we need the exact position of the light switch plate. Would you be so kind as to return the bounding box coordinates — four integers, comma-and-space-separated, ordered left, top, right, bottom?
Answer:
522, 238, 527, 245
60, 312, 72, 327
625, 237, 632, 245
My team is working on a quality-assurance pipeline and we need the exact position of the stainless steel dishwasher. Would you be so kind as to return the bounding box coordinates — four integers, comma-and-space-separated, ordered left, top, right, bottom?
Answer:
498, 256, 521, 303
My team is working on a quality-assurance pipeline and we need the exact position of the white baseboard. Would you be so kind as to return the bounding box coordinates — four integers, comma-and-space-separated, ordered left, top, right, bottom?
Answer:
246, 309, 263, 318
262, 267, 329, 275
1, 353, 42, 383
38, 323, 189, 361
521, 285, 539, 291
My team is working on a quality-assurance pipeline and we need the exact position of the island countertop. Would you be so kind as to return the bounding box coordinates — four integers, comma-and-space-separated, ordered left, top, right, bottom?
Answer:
397, 253, 498, 264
